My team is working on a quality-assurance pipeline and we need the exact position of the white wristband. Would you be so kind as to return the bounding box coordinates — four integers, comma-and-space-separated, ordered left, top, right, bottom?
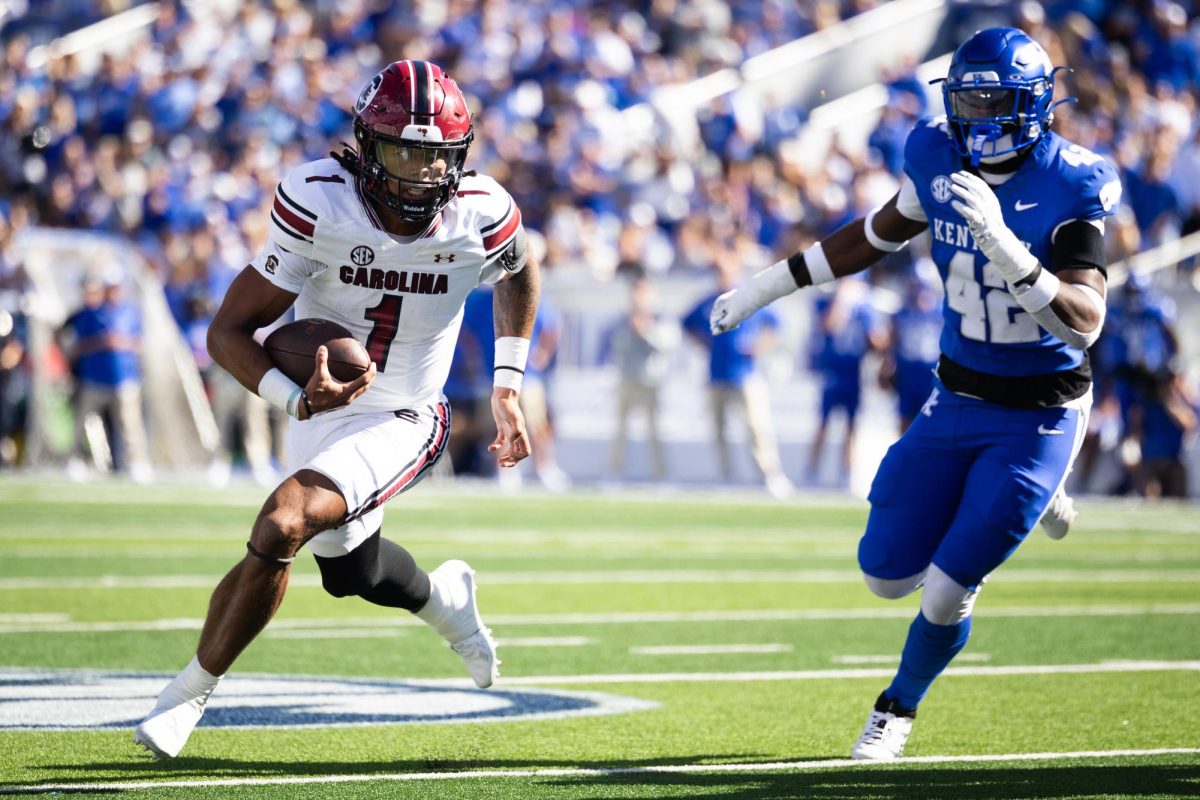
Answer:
803, 242, 836, 285
494, 336, 530, 392
258, 367, 305, 419
1010, 268, 1060, 314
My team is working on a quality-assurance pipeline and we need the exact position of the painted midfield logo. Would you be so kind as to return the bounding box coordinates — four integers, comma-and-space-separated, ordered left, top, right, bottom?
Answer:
0, 669, 656, 730
351, 246, 375, 266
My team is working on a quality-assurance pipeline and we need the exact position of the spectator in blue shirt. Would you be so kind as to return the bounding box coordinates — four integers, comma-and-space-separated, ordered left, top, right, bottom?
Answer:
808, 277, 886, 485
1133, 367, 1197, 498
1123, 134, 1181, 244
883, 271, 942, 433
684, 263, 792, 497
521, 296, 571, 491
60, 270, 151, 481
447, 286, 498, 477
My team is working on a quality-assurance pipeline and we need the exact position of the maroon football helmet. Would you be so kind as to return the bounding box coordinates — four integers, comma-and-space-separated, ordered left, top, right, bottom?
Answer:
350, 60, 474, 221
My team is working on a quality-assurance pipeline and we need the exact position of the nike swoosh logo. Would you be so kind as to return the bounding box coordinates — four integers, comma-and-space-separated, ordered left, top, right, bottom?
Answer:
1038, 425, 1063, 435
1015, 201, 1038, 211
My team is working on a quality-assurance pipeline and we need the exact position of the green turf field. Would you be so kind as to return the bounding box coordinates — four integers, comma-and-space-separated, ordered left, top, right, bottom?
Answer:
0, 477, 1198, 798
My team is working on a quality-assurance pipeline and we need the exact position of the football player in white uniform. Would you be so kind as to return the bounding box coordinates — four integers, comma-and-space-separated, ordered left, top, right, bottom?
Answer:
134, 60, 539, 758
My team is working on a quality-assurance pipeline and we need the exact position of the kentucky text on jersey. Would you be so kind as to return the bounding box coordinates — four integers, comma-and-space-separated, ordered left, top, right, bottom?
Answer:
339, 266, 450, 294
930, 217, 1032, 253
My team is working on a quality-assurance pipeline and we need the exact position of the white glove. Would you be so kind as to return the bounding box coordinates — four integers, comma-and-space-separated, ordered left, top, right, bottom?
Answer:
709, 261, 796, 334
949, 171, 1039, 285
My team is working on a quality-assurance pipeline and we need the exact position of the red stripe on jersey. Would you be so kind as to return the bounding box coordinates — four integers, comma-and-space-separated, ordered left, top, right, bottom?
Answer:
457, 190, 490, 196
272, 197, 315, 238
483, 206, 522, 253
420, 213, 443, 239
344, 404, 450, 522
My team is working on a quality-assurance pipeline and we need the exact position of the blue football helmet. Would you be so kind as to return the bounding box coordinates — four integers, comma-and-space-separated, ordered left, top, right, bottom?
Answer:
937, 27, 1067, 165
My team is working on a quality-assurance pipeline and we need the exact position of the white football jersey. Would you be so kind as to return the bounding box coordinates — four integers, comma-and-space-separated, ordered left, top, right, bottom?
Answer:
250, 159, 524, 414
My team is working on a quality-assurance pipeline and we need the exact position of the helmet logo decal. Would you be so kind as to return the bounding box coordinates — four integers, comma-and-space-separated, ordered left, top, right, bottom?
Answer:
356, 73, 383, 114
931, 176, 953, 204
351, 246, 375, 266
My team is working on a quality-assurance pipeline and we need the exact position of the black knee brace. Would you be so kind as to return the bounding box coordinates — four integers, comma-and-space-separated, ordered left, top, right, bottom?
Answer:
246, 541, 296, 566
313, 530, 430, 612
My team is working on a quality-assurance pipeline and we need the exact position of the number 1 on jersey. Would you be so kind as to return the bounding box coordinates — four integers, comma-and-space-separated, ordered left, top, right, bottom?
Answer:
364, 295, 403, 372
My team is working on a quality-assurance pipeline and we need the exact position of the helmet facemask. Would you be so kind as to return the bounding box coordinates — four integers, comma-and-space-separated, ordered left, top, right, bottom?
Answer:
354, 121, 473, 222
943, 76, 1051, 166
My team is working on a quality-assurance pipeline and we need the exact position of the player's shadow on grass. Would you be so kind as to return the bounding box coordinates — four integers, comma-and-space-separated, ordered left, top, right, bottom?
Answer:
24, 759, 1200, 798
32, 754, 759, 782
546, 763, 1200, 800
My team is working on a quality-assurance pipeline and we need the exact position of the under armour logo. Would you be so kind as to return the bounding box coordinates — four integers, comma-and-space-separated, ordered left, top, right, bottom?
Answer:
920, 388, 940, 418
433, 254, 456, 263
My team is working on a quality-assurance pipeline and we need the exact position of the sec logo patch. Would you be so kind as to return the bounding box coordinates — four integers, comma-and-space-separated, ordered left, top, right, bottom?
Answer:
931, 175, 953, 204
351, 246, 375, 266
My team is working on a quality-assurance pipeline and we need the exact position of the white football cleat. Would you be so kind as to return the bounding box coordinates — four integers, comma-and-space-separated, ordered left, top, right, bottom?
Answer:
1039, 490, 1077, 540
426, 560, 500, 688
133, 682, 218, 758
851, 693, 916, 760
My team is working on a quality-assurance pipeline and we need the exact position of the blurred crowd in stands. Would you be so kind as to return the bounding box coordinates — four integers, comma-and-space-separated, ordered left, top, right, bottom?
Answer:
0, 0, 1196, 497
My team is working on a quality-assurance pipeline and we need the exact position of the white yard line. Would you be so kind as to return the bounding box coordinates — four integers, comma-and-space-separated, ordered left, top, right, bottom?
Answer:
1, 748, 1196, 793
4, 569, 1200, 590
488, 660, 1200, 686
1, 603, 1198, 635
831, 653, 991, 664
0, 614, 70, 624
498, 636, 592, 647
631, 644, 793, 656
265, 628, 408, 640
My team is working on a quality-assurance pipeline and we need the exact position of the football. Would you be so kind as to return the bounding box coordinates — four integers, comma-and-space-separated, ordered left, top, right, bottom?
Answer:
263, 318, 371, 386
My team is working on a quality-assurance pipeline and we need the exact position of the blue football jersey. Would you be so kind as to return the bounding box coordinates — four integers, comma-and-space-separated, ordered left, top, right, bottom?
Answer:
904, 117, 1121, 377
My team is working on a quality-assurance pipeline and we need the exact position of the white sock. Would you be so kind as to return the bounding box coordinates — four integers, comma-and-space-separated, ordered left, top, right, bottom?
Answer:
414, 569, 473, 642
155, 656, 222, 711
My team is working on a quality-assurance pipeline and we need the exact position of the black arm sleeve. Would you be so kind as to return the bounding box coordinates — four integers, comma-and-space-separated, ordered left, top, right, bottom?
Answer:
1050, 219, 1108, 277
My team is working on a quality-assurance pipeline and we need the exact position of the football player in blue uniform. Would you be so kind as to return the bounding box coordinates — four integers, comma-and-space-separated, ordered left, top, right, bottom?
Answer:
710, 28, 1121, 759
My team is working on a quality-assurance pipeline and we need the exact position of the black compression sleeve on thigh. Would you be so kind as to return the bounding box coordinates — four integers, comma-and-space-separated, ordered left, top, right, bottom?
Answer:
314, 530, 431, 612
